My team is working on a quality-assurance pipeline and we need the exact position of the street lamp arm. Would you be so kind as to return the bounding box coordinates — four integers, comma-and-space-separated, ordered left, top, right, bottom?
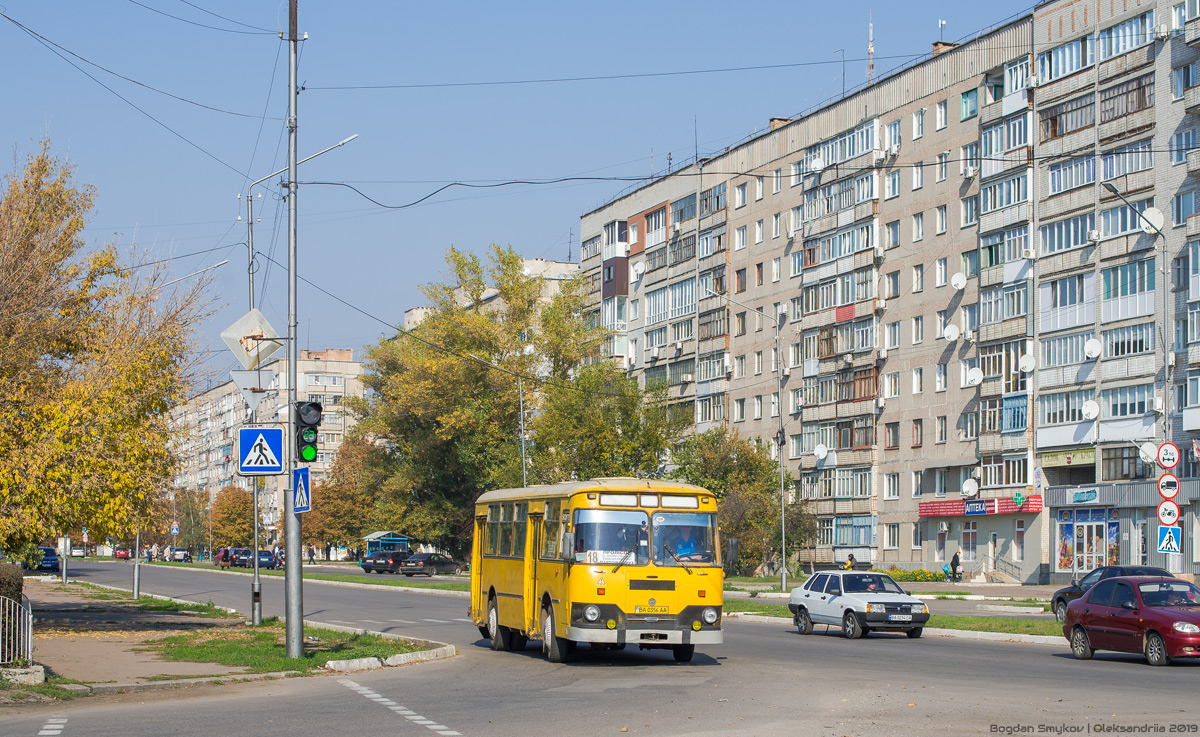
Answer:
248, 133, 359, 193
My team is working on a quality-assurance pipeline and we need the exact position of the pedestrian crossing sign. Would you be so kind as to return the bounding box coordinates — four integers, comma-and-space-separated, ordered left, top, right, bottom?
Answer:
238, 426, 284, 476
1158, 525, 1182, 555
293, 467, 311, 514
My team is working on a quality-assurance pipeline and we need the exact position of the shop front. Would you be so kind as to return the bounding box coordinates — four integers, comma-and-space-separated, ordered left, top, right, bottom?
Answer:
1045, 482, 1198, 583
917, 495, 1046, 584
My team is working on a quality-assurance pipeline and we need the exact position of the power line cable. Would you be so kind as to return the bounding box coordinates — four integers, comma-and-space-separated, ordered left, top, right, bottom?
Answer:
1, 13, 247, 178
0, 12, 281, 120
126, 0, 275, 35
173, 0, 275, 33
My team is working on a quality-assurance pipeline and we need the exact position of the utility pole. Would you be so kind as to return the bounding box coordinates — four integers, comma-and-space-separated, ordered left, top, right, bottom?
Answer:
284, 0, 303, 659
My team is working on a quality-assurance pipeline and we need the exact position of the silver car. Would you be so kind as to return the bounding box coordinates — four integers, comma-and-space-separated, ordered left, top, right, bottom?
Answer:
788, 570, 930, 639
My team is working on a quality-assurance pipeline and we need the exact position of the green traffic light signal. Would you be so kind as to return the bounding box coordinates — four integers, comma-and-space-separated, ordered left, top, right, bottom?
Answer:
295, 401, 322, 463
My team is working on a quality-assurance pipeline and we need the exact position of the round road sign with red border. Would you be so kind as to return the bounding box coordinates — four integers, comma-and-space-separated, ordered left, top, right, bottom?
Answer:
1158, 499, 1181, 526
1158, 442, 1180, 470
1159, 473, 1180, 501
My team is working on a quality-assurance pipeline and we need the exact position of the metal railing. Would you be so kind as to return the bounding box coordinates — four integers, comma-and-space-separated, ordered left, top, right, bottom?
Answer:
994, 554, 1023, 582
0, 594, 33, 665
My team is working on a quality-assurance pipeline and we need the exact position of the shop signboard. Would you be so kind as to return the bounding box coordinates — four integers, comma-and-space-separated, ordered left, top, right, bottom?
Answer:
965, 499, 994, 515
1070, 488, 1100, 505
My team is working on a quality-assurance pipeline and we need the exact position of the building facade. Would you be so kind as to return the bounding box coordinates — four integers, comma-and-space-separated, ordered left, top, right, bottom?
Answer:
579, 0, 1200, 583
172, 348, 364, 545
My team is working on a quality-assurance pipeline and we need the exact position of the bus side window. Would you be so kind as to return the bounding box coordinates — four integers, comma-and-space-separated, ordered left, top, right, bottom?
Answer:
514, 503, 528, 555
486, 505, 500, 555
500, 503, 514, 556
541, 500, 560, 558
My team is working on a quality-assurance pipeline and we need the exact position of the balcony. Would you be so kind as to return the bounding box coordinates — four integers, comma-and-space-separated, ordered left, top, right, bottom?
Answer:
1097, 44, 1154, 84
1189, 150, 1200, 179
978, 201, 1029, 235
1100, 291, 1155, 322
1098, 106, 1154, 144
1038, 244, 1096, 278
1039, 301, 1094, 333
1188, 16, 1200, 48
1036, 421, 1095, 449
1186, 84, 1200, 116
1190, 213, 1200, 240
1184, 407, 1200, 432
1039, 185, 1095, 221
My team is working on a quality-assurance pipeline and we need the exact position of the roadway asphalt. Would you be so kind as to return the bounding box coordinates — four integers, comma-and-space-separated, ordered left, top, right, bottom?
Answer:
6, 561, 1200, 737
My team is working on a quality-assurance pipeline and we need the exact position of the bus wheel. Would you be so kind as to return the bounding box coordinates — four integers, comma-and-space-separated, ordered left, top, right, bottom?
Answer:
672, 644, 695, 663
488, 600, 512, 651
543, 607, 572, 663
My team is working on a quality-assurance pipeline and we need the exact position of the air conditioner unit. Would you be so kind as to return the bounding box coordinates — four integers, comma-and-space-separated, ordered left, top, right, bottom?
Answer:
650, 346, 661, 360
1087, 229, 1101, 243
782, 365, 791, 376
873, 244, 884, 260
681, 373, 695, 383
842, 353, 853, 365
964, 329, 975, 343
672, 222, 682, 234
876, 298, 887, 313
876, 397, 887, 410
1155, 24, 1170, 41
1169, 352, 1177, 367
887, 143, 901, 157
674, 341, 684, 352
1026, 74, 1039, 88
723, 354, 732, 375
1155, 396, 1166, 414
1021, 247, 1036, 260
938, 521, 950, 533
971, 467, 982, 480
878, 347, 889, 361
873, 149, 887, 166
964, 165, 977, 179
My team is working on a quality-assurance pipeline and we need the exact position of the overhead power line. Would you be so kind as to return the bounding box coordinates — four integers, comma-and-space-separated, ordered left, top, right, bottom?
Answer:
174, 0, 276, 33
126, 0, 275, 35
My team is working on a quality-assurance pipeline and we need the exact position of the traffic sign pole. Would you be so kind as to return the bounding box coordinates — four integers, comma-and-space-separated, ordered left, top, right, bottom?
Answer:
285, 0, 303, 660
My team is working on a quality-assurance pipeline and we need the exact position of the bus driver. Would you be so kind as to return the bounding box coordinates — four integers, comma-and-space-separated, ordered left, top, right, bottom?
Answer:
675, 527, 698, 556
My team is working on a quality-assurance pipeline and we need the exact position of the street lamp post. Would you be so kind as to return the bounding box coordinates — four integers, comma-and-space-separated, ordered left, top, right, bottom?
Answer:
703, 287, 789, 591
1100, 182, 1170, 438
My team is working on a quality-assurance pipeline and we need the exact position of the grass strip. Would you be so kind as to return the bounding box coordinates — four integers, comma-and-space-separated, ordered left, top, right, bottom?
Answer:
55, 581, 234, 618
721, 600, 1063, 636
145, 561, 470, 592
138, 621, 421, 674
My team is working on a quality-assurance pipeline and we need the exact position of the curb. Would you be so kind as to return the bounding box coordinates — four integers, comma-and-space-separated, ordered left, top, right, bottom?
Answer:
37, 582, 457, 694
138, 564, 472, 598
723, 612, 1064, 645
974, 604, 1047, 614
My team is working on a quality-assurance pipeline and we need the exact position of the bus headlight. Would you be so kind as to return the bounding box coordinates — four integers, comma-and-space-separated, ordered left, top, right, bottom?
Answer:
583, 605, 600, 622
702, 607, 718, 625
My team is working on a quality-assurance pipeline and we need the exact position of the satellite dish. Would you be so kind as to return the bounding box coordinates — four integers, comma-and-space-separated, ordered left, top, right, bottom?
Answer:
1081, 400, 1100, 420
843, 353, 854, 364
632, 262, 645, 280
943, 324, 961, 342
813, 444, 829, 461
1140, 207, 1165, 235
1018, 354, 1036, 373
1139, 442, 1158, 465
962, 478, 980, 497
1083, 338, 1102, 360
966, 367, 984, 387
810, 157, 825, 173
950, 272, 967, 291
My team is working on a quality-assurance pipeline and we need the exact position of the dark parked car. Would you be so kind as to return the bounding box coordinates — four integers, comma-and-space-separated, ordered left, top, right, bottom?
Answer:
35, 546, 60, 573
399, 552, 462, 577
360, 550, 409, 574
1065, 576, 1200, 665
256, 550, 277, 569
230, 548, 253, 567
1052, 565, 1171, 621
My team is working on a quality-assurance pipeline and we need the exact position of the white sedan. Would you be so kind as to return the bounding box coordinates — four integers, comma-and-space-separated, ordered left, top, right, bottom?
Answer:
788, 570, 930, 639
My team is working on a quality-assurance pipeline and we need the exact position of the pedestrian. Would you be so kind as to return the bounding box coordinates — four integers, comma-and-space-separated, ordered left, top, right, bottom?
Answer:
324, 542, 332, 561
840, 553, 856, 570
950, 550, 961, 583
307, 545, 315, 565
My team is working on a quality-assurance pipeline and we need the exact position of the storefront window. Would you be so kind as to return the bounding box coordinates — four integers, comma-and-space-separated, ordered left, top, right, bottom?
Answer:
935, 530, 946, 562
1014, 519, 1025, 563
962, 521, 977, 562
1055, 508, 1120, 572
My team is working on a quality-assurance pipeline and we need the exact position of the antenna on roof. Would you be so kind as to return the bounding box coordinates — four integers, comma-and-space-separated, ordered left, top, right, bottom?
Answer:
868, 15, 874, 85
939, 19, 947, 41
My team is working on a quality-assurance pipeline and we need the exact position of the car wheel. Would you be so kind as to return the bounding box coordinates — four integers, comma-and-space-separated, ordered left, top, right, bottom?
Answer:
672, 644, 695, 663
1071, 626, 1094, 660
796, 608, 813, 635
906, 627, 923, 639
543, 607, 573, 663
1055, 600, 1068, 623
405, 573, 414, 577
454, 566, 462, 575
488, 599, 512, 651
842, 611, 862, 640
1145, 632, 1171, 666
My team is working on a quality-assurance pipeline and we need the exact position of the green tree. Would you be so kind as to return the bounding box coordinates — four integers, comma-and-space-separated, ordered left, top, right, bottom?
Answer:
0, 143, 207, 553
670, 429, 814, 574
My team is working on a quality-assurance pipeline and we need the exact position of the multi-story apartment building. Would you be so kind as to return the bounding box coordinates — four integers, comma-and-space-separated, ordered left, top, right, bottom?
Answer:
580, 0, 1200, 584
172, 348, 364, 545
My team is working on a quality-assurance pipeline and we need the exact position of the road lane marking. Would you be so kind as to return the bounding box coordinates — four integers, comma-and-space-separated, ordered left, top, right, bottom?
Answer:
361, 619, 384, 623
340, 679, 463, 735
390, 619, 417, 624
453, 618, 473, 622
421, 618, 448, 623
37, 716, 67, 736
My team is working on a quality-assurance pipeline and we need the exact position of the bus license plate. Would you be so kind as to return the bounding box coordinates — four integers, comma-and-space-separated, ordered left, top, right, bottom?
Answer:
635, 606, 669, 614
888, 614, 912, 622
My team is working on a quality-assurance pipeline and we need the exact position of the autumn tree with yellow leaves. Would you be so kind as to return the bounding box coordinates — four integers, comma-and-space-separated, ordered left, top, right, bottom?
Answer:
0, 144, 208, 553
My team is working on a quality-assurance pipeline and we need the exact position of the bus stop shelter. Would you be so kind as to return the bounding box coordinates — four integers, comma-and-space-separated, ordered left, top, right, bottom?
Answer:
362, 531, 411, 555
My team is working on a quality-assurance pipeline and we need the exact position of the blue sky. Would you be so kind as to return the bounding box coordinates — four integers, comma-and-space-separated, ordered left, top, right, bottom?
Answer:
1, 1, 1027, 386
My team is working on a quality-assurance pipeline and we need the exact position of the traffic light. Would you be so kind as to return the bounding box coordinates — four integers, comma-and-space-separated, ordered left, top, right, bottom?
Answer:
295, 401, 322, 463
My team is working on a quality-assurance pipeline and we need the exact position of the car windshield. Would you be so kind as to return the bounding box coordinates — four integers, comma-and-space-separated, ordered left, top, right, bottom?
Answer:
573, 509, 650, 566
841, 573, 906, 594
1138, 580, 1200, 607
651, 512, 719, 567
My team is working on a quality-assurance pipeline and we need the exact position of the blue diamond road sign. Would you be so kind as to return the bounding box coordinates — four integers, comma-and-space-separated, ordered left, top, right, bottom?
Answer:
238, 426, 284, 476
293, 467, 311, 514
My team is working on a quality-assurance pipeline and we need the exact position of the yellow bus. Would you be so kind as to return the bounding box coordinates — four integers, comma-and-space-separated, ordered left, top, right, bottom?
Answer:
469, 477, 723, 663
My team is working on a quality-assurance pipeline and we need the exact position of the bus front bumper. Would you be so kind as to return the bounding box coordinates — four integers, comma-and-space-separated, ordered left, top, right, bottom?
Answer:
566, 626, 724, 645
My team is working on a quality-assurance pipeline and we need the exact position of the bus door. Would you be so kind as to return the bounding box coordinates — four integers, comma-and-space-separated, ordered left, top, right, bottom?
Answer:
526, 513, 542, 636
473, 515, 487, 621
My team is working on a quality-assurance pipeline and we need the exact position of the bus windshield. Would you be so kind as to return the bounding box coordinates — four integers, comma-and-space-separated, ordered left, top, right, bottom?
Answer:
653, 512, 719, 567
573, 509, 650, 565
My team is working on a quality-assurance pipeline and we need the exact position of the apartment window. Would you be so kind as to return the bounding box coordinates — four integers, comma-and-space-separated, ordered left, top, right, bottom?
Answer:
1040, 93, 1095, 142
961, 250, 980, 277
886, 271, 900, 298
735, 311, 746, 336
912, 367, 924, 394
733, 398, 746, 422
1102, 384, 1153, 418
962, 304, 979, 332
936, 205, 947, 234
755, 219, 764, 244
1102, 258, 1155, 301
935, 258, 947, 286
1173, 129, 1199, 164
981, 172, 1028, 214
912, 316, 924, 344
912, 162, 924, 190
960, 410, 979, 440
885, 171, 901, 199
754, 351, 763, 375
912, 212, 924, 241
961, 196, 979, 227
1104, 322, 1154, 358
735, 225, 747, 250
735, 183, 747, 208
773, 168, 782, 193
884, 523, 899, 549
1097, 10, 1154, 61
753, 395, 762, 419
1048, 155, 1096, 195
1038, 35, 1095, 83
1103, 139, 1154, 179
981, 455, 1027, 488
936, 363, 947, 391
913, 109, 925, 139
886, 220, 900, 248
1102, 446, 1151, 481
1040, 213, 1096, 254
1175, 191, 1198, 227
961, 142, 980, 172
961, 88, 978, 120
1041, 389, 1095, 425
886, 321, 900, 350
1005, 57, 1031, 96
733, 355, 745, 378
912, 418, 924, 447
885, 424, 899, 450
912, 264, 924, 293
887, 119, 902, 148
646, 207, 667, 247
936, 100, 948, 129
1174, 61, 1200, 100
772, 257, 780, 282
885, 473, 899, 499
1041, 331, 1091, 367
884, 371, 899, 398
755, 175, 764, 201
1100, 72, 1155, 123
772, 213, 781, 238
936, 416, 947, 444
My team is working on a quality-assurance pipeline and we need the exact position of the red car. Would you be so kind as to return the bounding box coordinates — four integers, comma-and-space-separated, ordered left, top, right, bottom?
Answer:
1064, 576, 1200, 666
113, 546, 130, 560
